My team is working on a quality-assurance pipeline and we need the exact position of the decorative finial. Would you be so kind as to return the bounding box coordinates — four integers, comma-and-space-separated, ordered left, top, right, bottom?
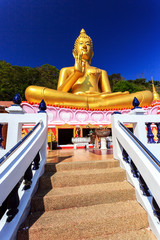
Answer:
151, 76, 154, 84
38, 99, 46, 113
13, 93, 21, 105
132, 97, 141, 109
151, 77, 160, 101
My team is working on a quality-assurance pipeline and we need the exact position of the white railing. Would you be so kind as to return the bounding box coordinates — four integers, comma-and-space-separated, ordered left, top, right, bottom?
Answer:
111, 109, 160, 240
0, 105, 47, 240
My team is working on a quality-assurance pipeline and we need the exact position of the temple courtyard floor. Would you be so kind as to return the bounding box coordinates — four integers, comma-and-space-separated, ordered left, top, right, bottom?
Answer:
47, 148, 114, 163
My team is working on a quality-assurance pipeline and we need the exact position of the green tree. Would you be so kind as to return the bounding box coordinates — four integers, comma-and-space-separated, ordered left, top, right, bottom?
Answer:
37, 64, 59, 89
0, 61, 59, 100
108, 73, 124, 91
113, 80, 147, 93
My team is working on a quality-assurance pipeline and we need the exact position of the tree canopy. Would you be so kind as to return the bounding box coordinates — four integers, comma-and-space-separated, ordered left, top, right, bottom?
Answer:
0, 61, 59, 101
109, 73, 153, 93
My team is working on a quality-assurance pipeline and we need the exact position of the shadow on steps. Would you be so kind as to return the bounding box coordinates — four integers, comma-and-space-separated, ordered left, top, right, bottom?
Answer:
18, 155, 73, 239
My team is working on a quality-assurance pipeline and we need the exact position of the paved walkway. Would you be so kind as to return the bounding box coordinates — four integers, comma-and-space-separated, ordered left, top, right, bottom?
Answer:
47, 148, 113, 163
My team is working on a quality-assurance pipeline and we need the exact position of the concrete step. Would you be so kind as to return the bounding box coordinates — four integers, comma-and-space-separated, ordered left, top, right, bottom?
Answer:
39, 167, 126, 189
44, 159, 119, 172
17, 200, 148, 240
31, 181, 135, 212
84, 229, 156, 240
55, 159, 119, 172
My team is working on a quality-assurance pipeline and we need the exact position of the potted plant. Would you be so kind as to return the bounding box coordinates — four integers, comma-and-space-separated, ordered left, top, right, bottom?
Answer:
52, 140, 57, 150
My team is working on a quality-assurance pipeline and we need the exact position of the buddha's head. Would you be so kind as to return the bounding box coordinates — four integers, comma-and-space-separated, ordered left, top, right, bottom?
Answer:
73, 29, 94, 64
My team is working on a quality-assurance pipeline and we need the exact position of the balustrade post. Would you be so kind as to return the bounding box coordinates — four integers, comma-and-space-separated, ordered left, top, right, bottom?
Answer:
146, 123, 155, 143
152, 197, 160, 220
132, 97, 141, 109
23, 164, 33, 190
122, 148, 129, 163
38, 99, 46, 113
13, 92, 22, 105
155, 123, 160, 143
0, 124, 4, 149
130, 160, 139, 177
6, 182, 20, 222
33, 152, 40, 170
139, 175, 151, 196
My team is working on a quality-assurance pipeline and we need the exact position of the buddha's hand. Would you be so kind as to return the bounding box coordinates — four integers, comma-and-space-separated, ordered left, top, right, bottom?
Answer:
74, 52, 84, 75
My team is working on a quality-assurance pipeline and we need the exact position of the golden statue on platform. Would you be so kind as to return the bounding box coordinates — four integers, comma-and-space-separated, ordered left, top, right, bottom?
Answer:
25, 29, 153, 109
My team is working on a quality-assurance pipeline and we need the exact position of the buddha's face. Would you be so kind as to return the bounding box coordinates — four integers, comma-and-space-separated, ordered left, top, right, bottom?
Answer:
76, 37, 93, 60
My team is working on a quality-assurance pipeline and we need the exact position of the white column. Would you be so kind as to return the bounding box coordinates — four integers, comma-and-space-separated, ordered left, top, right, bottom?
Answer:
100, 137, 107, 149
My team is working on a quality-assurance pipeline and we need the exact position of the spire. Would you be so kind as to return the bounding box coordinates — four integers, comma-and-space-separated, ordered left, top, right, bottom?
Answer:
152, 77, 160, 101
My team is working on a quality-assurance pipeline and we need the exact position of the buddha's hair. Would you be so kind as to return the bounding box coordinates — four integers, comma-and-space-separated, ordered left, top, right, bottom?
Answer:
74, 29, 93, 51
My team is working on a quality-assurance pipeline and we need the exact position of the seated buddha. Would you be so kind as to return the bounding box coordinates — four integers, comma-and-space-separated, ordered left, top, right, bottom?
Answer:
25, 29, 153, 109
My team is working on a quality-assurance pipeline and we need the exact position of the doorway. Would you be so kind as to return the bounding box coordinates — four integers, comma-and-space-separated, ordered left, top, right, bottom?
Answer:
58, 128, 74, 145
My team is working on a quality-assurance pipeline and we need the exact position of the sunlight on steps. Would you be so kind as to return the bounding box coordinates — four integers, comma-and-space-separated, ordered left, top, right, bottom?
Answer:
17, 149, 156, 240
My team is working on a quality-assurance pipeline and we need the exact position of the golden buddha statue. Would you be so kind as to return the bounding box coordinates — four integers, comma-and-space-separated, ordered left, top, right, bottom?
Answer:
25, 29, 153, 109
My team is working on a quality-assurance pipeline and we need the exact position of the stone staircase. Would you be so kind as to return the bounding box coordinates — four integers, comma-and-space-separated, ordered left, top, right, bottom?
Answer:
17, 157, 156, 240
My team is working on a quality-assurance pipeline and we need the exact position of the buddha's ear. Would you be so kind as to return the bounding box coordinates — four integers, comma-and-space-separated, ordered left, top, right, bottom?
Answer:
91, 51, 94, 59
89, 51, 94, 64
72, 49, 76, 59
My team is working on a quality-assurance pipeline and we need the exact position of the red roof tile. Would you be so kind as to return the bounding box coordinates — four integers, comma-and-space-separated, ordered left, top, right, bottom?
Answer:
0, 101, 13, 107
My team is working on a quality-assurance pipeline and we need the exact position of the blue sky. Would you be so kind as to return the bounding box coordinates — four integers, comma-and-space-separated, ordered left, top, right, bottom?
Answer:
0, 0, 160, 80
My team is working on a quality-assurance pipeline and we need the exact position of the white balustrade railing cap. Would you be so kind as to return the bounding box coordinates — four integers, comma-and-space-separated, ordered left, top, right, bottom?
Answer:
5, 105, 25, 114
128, 108, 146, 115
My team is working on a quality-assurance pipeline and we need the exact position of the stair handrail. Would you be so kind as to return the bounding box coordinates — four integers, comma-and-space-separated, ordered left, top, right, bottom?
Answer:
118, 121, 160, 167
0, 108, 47, 240
111, 111, 160, 239
0, 121, 41, 165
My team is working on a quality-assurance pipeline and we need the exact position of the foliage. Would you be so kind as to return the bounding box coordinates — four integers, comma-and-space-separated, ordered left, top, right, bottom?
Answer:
112, 80, 146, 93
37, 64, 59, 90
109, 74, 154, 93
108, 73, 124, 90
0, 61, 59, 101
